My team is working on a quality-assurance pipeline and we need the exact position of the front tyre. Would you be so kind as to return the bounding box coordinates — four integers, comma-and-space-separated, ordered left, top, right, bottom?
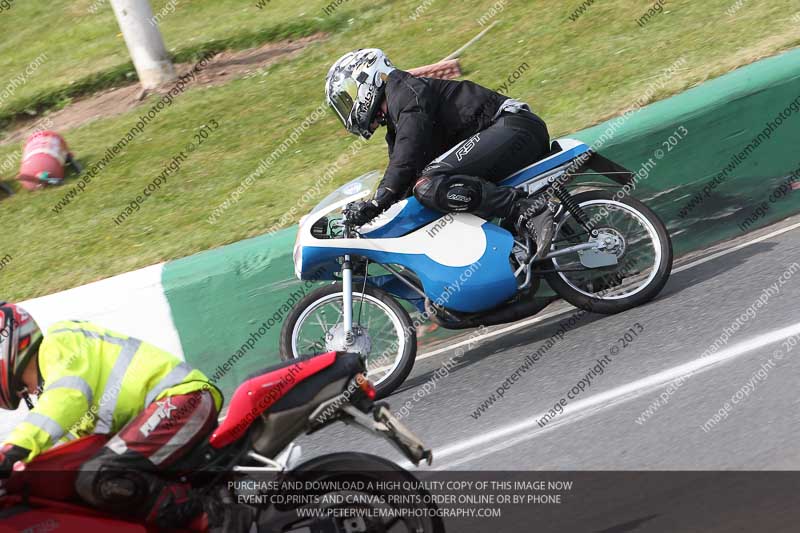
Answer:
280, 283, 416, 399
544, 189, 672, 314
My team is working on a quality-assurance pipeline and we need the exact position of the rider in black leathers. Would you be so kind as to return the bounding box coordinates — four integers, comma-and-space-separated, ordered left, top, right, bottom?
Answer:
325, 48, 554, 258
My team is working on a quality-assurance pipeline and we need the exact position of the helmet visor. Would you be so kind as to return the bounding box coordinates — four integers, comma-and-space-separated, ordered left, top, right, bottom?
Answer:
0, 307, 12, 366
0, 308, 17, 409
328, 78, 359, 128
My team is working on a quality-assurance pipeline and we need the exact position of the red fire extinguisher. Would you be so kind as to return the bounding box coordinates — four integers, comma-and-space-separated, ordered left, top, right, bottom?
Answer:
16, 131, 79, 190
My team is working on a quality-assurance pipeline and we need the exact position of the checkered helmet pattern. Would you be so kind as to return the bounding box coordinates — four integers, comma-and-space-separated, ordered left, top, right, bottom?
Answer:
325, 48, 396, 139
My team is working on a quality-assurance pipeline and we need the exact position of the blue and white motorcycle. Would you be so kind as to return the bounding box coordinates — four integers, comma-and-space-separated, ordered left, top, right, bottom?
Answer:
281, 139, 673, 397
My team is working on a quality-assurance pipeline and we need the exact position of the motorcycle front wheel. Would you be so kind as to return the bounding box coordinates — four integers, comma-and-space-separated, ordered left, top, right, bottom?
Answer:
259, 452, 444, 533
279, 283, 416, 399
543, 189, 673, 314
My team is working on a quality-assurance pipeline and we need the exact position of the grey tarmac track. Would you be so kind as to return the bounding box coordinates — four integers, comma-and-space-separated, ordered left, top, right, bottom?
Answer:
283, 215, 800, 531
295, 214, 800, 474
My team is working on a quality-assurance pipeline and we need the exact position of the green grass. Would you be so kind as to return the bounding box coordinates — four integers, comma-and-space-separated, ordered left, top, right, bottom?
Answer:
1, 0, 800, 300
0, 0, 352, 127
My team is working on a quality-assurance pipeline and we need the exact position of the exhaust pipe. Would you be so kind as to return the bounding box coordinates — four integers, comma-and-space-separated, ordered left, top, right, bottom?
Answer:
427, 294, 556, 330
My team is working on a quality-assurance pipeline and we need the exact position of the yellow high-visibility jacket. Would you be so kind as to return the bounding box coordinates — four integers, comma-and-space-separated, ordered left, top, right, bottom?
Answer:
3, 320, 222, 462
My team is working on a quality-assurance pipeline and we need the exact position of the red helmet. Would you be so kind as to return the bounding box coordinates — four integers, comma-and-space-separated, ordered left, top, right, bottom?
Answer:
0, 303, 43, 410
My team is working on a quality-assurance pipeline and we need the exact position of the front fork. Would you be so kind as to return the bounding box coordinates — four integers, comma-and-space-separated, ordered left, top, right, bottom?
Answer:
342, 254, 354, 346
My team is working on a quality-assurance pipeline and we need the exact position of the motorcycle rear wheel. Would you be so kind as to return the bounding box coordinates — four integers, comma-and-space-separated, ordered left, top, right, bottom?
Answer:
543, 189, 673, 314
261, 452, 444, 533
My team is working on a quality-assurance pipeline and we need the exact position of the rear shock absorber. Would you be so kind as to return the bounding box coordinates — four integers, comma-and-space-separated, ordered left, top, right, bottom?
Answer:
552, 185, 598, 237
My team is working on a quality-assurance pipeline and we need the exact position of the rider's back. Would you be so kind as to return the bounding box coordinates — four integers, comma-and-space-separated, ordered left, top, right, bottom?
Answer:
5, 320, 220, 460
385, 69, 510, 154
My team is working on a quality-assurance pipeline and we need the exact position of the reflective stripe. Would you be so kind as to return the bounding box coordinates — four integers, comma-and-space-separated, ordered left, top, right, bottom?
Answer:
106, 435, 129, 455
25, 412, 64, 445
145, 363, 193, 406
150, 392, 213, 466
46, 376, 94, 406
49, 327, 129, 344
49, 326, 142, 435
45, 376, 92, 441
95, 338, 141, 434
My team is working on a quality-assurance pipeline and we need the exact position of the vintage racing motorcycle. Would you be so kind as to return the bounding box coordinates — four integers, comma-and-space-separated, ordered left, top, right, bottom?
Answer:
282, 139, 673, 397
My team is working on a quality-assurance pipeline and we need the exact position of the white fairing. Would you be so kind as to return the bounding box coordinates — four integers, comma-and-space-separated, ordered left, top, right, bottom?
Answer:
294, 193, 489, 278
359, 200, 409, 233
403, 214, 487, 266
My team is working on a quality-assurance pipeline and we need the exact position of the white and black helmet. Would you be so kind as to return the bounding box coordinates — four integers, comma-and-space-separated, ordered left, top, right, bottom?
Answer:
325, 48, 396, 139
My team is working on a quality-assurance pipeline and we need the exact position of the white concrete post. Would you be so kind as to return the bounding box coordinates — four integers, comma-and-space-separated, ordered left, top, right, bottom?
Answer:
109, 0, 176, 89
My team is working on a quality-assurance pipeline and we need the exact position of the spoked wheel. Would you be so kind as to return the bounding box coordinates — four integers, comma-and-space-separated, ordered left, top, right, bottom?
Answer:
280, 283, 416, 399
543, 189, 672, 314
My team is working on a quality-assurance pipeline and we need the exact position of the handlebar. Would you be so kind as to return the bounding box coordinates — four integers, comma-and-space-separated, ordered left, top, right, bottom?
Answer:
341, 202, 361, 237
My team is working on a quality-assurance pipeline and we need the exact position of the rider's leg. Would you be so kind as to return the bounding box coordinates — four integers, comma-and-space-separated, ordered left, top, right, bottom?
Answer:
75, 390, 223, 528
413, 110, 555, 256
413, 173, 521, 219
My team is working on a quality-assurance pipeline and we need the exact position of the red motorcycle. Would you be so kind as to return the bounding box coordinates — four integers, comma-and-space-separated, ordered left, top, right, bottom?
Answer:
0, 352, 443, 532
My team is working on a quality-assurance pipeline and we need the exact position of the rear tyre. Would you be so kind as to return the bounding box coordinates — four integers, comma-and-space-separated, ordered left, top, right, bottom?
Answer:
543, 189, 672, 314
280, 283, 416, 399
265, 452, 444, 533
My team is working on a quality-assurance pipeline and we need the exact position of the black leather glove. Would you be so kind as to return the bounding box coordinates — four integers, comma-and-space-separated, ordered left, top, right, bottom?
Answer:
347, 187, 396, 226
0, 444, 29, 479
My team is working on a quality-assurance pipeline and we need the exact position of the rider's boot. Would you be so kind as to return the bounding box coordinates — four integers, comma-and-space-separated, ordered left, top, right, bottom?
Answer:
150, 486, 254, 532
148, 484, 203, 529
509, 192, 555, 261
204, 495, 255, 533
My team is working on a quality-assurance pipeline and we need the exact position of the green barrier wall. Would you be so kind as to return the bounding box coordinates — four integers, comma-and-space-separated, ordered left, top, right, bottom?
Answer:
574, 47, 800, 254
164, 48, 800, 396
162, 229, 297, 393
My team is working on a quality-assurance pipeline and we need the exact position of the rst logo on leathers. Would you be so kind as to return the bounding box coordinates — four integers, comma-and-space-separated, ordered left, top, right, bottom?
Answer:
139, 398, 177, 438
455, 134, 480, 161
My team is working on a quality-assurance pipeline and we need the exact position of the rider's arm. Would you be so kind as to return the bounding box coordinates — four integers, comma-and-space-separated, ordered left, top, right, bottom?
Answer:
3, 331, 95, 462
385, 125, 395, 158
380, 74, 435, 198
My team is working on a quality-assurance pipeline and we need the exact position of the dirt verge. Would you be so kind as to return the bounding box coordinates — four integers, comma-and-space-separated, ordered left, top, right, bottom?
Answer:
0, 33, 327, 147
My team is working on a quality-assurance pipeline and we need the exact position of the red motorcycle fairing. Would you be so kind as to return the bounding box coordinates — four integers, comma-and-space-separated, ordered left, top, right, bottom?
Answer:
0, 434, 152, 532
0, 352, 343, 531
0, 507, 146, 533
5, 433, 109, 501
209, 351, 338, 449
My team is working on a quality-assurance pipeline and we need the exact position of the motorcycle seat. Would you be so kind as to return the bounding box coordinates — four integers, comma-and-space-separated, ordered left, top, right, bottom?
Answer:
240, 351, 365, 412
500, 137, 592, 188
244, 353, 326, 380
268, 352, 364, 413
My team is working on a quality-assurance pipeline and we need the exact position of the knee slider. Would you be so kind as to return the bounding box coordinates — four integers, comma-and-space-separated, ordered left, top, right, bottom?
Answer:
443, 180, 483, 212
76, 460, 153, 512
414, 174, 483, 212
76, 462, 103, 507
